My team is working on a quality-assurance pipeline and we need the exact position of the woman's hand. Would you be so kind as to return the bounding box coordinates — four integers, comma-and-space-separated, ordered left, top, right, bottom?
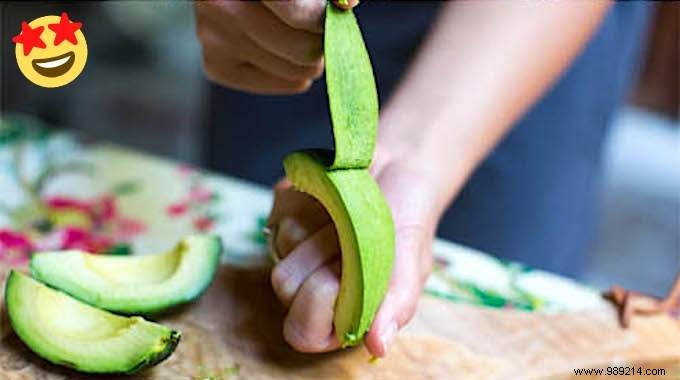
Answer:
194, 0, 358, 95
266, 148, 439, 357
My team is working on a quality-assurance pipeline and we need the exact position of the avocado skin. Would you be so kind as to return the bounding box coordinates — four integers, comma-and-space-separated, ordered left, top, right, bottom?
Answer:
123, 329, 182, 375
29, 235, 223, 316
5, 271, 181, 374
325, 4, 379, 170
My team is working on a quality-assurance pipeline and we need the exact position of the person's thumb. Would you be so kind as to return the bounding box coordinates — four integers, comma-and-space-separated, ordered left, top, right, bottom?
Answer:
263, 0, 327, 33
361, 160, 439, 357
263, 0, 359, 35
364, 223, 431, 357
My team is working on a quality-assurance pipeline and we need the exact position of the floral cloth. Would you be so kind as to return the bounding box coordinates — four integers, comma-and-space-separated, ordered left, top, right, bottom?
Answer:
0, 115, 606, 313
0, 116, 146, 262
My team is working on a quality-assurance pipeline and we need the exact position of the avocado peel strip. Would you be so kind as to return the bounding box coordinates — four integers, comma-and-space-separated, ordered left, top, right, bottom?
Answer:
324, 3, 379, 170
281, 4, 394, 347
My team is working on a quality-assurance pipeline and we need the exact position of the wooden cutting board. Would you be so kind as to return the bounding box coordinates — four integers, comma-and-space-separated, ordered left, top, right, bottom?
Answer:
0, 264, 678, 380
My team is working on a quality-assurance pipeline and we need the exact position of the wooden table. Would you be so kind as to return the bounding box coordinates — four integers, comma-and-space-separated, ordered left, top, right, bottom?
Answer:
0, 264, 678, 379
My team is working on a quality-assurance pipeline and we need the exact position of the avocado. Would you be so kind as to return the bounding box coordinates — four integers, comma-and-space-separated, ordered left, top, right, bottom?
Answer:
269, 4, 394, 348
283, 150, 394, 347
324, 3, 379, 170
5, 270, 180, 374
30, 234, 222, 315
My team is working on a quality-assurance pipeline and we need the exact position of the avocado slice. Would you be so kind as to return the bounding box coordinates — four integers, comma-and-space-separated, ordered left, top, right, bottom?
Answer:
5, 271, 180, 374
283, 150, 394, 347
30, 234, 222, 315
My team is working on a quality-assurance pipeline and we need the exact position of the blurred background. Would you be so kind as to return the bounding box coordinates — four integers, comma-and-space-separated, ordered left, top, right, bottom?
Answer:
1, 2, 678, 296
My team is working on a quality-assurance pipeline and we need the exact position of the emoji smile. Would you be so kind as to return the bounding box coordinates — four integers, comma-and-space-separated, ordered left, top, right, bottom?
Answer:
31, 51, 75, 77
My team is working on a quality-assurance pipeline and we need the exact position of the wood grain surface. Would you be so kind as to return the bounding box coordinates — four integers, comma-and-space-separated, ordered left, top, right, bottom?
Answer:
0, 264, 678, 380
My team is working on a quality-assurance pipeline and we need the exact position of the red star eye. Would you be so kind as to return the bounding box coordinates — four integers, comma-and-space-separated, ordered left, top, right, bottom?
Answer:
12, 21, 46, 56
48, 12, 82, 46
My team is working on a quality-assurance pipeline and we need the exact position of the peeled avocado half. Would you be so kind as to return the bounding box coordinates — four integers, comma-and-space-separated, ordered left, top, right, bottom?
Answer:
277, 4, 395, 347
5, 271, 180, 374
30, 234, 221, 315
284, 151, 394, 346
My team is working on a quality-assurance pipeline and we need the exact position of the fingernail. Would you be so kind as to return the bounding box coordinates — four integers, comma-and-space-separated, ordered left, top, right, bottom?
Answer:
265, 224, 281, 264
379, 322, 398, 355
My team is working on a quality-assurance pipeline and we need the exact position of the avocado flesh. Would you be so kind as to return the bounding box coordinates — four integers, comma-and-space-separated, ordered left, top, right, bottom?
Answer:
283, 150, 394, 346
5, 271, 180, 374
30, 234, 221, 315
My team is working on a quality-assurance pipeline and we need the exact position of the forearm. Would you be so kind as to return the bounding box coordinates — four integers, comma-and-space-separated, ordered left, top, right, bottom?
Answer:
377, 1, 611, 215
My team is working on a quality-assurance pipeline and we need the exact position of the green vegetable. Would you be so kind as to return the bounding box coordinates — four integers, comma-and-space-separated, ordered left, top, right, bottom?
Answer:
282, 3, 393, 347
284, 150, 394, 346
5, 271, 180, 374
324, 3, 379, 170
30, 234, 222, 315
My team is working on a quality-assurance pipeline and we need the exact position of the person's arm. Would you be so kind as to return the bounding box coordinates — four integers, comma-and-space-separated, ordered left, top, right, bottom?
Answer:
360, 1, 612, 357
377, 1, 612, 214
197, 0, 612, 358
269, 1, 613, 358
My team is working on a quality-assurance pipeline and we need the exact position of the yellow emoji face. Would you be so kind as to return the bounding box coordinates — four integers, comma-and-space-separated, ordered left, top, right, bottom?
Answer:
13, 12, 87, 88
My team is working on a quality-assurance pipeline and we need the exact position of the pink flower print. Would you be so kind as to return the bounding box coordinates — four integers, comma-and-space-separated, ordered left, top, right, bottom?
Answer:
193, 216, 214, 232
59, 227, 90, 250
178, 164, 196, 177
167, 202, 189, 217
87, 235, 115, 254
45, 196, 91, 214
93, 195, 117, 222
115, 218, 146, 241
0, 230, 33, 266
188, 186, 213, 204
59, 227, 115, 253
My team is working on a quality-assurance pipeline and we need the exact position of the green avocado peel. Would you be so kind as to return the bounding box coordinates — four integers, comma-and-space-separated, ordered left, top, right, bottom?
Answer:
324, 3, 378, 170
281, 3, 394, 347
